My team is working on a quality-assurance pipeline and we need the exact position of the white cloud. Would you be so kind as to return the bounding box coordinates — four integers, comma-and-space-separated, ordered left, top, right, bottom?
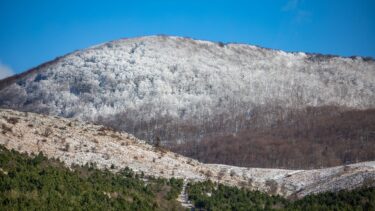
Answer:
0, 62, 14, 80
282, 0, 300, 11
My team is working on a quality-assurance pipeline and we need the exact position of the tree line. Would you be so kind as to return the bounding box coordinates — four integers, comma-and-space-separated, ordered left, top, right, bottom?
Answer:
187, 180, 375, 210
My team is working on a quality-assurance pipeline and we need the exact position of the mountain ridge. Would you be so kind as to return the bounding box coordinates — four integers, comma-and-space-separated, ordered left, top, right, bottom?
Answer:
0, 35, 374, 169
1, 35, 374, 93
1, 35, 277, 89
2, 35, 374, 92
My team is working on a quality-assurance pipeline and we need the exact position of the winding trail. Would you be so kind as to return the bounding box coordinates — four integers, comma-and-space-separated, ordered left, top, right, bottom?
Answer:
177, 179, 194, 209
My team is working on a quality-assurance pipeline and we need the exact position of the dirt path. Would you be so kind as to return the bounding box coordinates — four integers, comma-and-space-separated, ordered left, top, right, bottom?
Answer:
177, 179, 194, 209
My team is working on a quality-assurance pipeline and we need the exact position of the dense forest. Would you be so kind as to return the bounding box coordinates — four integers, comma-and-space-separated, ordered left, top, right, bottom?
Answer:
1, 145, 375, 210
0, 145, 183, 210
172, 107, 375, 169
187, 181, 375, 210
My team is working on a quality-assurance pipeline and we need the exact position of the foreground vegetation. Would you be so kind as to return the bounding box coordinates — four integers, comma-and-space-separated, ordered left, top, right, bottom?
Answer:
1, 144, 374, 210
0, 146, 183, 210
187, 181, 375, 211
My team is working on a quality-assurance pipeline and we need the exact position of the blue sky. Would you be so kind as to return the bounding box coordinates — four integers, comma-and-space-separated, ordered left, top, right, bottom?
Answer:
0, 0, 374, 78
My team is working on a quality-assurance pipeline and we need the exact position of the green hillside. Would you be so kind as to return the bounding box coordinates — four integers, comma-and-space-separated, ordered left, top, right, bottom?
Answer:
1, 145, 374, 210
0, 146, 183, 210
187, 181, 375, 210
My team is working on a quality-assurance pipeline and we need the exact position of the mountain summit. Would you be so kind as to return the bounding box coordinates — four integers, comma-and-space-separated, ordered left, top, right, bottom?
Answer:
1, 35, 374, 168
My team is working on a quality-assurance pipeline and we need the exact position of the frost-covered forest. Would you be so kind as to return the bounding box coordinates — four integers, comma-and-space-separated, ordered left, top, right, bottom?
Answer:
0, 35, 374, 168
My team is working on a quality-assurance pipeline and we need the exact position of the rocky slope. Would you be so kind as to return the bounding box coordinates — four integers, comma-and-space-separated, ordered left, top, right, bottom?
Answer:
1, 109, 374, 199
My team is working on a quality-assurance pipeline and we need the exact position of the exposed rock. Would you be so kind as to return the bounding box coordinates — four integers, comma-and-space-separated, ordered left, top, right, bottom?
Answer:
0, 108, 374, 198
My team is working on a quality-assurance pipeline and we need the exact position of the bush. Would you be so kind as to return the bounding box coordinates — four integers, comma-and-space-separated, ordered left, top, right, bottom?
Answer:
217, 41, 225, 47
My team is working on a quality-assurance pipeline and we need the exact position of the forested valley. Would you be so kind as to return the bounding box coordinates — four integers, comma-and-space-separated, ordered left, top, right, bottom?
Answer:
172, 106, 375, 169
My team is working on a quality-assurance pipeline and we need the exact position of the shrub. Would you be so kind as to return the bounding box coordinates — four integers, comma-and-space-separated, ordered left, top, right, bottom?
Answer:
42, 127, 53, 137
217, 41, 225, 47
6, 117, 19, 125
1, 123, 12, 134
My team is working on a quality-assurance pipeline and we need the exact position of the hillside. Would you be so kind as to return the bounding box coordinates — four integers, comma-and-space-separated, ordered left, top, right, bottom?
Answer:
0, 35, 374, 168
186, 181, 375, 210
0, 145, 184, 210
2, 146, 374, 210
175, 106, 375, 169
1, 109, 375, 199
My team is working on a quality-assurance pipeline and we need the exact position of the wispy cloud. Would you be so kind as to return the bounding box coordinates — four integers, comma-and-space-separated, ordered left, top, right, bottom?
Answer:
282, 0, 311, 24
282, 0, 300, 11
294, 10, 311, 24
0, 62, 14, 80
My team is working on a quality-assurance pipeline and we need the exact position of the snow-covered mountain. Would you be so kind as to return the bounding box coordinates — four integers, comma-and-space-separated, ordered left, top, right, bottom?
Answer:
0, 35, 374, 146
